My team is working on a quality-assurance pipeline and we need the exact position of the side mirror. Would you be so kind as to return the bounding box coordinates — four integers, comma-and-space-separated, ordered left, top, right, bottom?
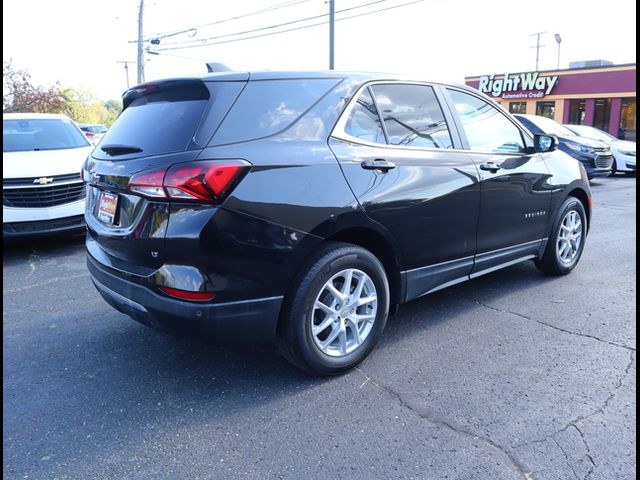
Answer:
534, 134, 558, 153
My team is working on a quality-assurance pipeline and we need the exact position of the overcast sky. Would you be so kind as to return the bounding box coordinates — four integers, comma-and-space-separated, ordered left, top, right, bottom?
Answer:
3, 0, 636, 101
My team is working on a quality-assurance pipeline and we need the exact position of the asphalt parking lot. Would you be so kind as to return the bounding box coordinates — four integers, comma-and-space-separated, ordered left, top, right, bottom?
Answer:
3, 176, 636, 480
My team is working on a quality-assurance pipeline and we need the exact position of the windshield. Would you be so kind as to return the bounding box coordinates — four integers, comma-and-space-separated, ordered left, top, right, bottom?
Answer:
3, 118, 90, 152
526, 116, 576, 137
567, 125, 616, 142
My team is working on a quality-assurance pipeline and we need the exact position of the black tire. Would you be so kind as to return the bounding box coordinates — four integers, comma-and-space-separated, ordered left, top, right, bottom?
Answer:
535, 197, 587, 276
276, 242, 390, 375
610, 158, 617, 176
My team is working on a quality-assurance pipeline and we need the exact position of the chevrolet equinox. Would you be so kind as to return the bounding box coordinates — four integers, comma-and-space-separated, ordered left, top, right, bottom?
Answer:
83, 71, 592, 375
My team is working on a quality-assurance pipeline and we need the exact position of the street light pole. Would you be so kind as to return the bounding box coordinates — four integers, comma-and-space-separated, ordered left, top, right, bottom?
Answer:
554, 33, 562, 69
329, 0, 335, 70
137, 0, 145, 84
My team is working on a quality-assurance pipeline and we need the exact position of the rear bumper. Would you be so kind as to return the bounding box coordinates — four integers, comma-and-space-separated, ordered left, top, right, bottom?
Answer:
87, 253, 283, 343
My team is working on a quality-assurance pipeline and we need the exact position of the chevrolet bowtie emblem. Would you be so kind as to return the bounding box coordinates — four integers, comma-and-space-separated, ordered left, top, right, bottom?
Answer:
33, 177, 54, 185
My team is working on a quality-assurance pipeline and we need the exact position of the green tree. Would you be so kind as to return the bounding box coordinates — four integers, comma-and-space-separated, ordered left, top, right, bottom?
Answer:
60, 86, 121, 127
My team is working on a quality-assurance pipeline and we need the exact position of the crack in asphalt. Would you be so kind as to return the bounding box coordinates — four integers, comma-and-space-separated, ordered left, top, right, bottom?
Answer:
593, 202, 634, 210
451, 292, 636, 352
512, 351, 634, 477
378, 292, 635, 479
572, 424, 596, 480
3, 273, 90, 294
355, 367, 533, 480
551, 436, 580, 480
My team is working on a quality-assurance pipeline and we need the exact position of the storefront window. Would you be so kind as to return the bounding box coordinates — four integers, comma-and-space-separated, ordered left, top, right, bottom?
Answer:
569, 99, 586, 124
620, 98, 636, 141
593, 99, 611, 132
509, 102, 527, 114
536, 101, 555, 119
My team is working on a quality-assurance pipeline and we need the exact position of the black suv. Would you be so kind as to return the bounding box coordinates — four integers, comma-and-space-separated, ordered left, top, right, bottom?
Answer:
84, 72, 592, 375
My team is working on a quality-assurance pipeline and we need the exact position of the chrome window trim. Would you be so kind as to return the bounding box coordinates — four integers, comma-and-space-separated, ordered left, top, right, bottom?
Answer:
330, 80, 463, 153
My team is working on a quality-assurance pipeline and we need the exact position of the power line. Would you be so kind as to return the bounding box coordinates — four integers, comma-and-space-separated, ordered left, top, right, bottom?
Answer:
160, 0, 388, 47
142, 0, 313, 41
155, 0, 428, 51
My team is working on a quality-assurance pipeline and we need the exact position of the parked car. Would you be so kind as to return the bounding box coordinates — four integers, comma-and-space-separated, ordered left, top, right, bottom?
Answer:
3, 113, 93, 238
563, 124, 636, 175
514, 114, 613, 179
84, 72, 592, 375
79, 124, 108, 145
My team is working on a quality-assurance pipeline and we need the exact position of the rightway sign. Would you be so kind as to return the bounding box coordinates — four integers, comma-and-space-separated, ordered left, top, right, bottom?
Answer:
478, 72, 559, 99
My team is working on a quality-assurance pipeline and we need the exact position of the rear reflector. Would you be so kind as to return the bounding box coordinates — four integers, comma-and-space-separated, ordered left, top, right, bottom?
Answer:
159, 286, 216, 301
129, 160, 250, 203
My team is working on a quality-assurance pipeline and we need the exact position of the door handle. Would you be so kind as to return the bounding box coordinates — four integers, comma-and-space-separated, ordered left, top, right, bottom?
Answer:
361, 159, 396, 172
479, 162, 502, 173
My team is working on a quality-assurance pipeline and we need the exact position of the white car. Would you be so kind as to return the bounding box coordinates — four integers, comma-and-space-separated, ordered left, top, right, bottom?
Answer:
3, 113, 94, 238
79, 123, 108, 145
564, 124, 636, 175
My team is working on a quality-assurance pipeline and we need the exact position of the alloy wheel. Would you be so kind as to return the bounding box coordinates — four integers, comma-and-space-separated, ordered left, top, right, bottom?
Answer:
311, 268, 378, 357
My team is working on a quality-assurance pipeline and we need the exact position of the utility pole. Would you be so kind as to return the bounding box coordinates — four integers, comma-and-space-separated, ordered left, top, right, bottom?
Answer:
117, 61, 134, 89
329, 0, 335, 70
530, 31, 546, 71
137, 0, 145, 84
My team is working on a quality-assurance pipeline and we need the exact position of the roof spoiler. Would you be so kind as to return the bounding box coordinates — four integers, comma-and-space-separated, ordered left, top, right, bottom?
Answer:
206, 62, 233, 73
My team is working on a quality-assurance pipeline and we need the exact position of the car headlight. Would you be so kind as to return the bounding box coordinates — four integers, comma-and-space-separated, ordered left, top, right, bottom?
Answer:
566, 142, 594, 153
619, 150, 636, 156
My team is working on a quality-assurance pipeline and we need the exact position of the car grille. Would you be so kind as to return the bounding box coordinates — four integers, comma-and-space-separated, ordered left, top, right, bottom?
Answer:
595, 155, 614, 169
593, 146, 609, 153
3, 215, 86, 234
3, 173, 86, 208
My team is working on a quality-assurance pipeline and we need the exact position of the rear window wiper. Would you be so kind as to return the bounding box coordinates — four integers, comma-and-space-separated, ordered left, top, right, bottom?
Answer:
101, 144, 143, 156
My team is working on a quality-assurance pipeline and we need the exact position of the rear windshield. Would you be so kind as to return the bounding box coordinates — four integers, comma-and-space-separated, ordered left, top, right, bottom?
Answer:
211, 78, 341, 145
3, 118, 90, 152
98, 83, 210, 158
83, 125, 107, 134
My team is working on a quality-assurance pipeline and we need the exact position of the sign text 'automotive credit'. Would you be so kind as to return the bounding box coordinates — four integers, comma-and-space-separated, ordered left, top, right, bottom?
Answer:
478, 72, 559, 99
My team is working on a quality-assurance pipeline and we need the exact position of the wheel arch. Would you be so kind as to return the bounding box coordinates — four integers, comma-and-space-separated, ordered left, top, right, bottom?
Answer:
566, 187, 591, 231
323, 227, 404, 313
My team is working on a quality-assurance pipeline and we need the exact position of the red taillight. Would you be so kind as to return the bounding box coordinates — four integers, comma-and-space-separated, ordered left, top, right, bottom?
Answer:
165, 162, 245, 200
129, 167, 167, 198
159, 286, 215, 301
85, 132, 95, 137
129, 160, 250, 202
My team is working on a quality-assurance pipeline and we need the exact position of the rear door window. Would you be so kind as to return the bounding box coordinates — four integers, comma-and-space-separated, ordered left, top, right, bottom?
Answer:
343, 88, 386, 144
211, 78, 341, 145
370, 84, 453, 149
